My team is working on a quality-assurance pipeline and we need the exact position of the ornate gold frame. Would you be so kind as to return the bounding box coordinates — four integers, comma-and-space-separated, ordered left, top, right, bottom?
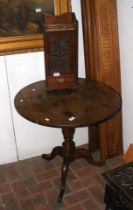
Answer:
0, 0, 71, 55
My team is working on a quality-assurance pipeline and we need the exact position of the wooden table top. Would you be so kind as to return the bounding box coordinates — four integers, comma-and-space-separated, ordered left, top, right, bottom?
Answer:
14, 78, 121, 128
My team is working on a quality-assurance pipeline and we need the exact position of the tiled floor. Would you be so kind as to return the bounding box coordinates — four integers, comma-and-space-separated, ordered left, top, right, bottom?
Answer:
0, 149, 125, 210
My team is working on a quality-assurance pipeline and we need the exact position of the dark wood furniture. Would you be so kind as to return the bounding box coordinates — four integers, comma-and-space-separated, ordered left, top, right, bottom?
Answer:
14, 78, 121, 202
43, 12, 78, 91
81, 0, 123, 159
102, 162, 133, 210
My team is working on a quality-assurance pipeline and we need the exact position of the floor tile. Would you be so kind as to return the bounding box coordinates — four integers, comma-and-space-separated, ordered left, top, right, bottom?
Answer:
0, 148, 125, 210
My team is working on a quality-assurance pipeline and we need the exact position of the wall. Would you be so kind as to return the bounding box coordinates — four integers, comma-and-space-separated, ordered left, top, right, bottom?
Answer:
117, 0, 133, 152
0, 0, 87, 164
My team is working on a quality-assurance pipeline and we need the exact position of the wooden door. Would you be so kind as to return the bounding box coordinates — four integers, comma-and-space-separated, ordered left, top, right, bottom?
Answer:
81, 0, 123, 159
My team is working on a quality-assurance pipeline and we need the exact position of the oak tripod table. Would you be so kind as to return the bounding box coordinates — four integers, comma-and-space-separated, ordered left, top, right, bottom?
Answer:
14, 78, 121, 202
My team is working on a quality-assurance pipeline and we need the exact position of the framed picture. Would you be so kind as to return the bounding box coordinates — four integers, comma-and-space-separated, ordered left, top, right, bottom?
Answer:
0, 0, 71, 55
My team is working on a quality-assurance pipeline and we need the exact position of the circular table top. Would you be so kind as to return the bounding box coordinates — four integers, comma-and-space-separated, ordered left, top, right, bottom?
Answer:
14, 78, 121, 128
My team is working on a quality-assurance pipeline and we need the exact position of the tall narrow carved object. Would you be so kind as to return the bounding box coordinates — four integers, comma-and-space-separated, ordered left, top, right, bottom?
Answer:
44, 12, 78, 91
81, 0, 123, 159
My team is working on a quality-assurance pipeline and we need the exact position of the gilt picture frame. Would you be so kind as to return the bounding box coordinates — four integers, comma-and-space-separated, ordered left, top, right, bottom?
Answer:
0, 0, 71, 55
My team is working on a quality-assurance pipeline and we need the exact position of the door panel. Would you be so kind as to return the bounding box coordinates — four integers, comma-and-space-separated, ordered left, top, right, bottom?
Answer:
0, 56, 17, 164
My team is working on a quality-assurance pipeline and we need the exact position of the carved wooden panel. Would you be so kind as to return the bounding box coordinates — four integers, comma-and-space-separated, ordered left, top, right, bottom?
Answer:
48, 36, 71, 73
81, 0, 123, 159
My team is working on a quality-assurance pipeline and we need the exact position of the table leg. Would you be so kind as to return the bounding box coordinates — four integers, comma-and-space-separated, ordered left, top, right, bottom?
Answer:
42, 126, 104, 203
58, 127, 75, 202
42, 127, 75, 203
42, 146, 63, 160
74, 148, 105, 166
58, 159, 70, 203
